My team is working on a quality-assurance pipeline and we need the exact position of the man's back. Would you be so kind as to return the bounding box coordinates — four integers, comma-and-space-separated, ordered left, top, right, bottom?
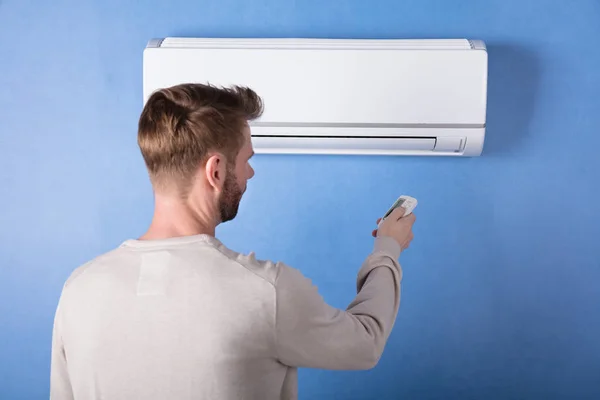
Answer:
51, 233, 403, 400
51, 234, 292, 399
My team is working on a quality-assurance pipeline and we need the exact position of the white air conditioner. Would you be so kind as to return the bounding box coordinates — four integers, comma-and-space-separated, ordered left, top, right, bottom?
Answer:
143, 37, 488, 156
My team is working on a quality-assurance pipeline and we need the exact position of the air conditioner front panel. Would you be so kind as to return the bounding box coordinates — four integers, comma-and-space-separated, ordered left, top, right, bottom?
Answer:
143, 42, 487, 126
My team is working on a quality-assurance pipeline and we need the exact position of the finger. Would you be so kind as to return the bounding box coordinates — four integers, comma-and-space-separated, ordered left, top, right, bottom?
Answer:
405, 233, 414, 248
372, 229, 378, 237
376, 218, 382, 225
405, 213, 416, 225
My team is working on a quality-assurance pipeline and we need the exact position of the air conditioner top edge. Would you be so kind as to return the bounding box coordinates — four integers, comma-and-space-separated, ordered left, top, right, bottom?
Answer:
145, 37, 487, 51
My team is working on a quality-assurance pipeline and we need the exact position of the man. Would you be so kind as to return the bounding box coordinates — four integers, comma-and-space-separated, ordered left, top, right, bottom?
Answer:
50, 83, 416, 400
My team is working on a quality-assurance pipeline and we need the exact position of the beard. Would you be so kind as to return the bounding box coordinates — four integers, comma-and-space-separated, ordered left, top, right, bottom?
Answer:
218, 167, 244, 223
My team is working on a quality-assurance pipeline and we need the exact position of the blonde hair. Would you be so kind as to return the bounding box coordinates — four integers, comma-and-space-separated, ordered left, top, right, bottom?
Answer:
137, 83, 263, 194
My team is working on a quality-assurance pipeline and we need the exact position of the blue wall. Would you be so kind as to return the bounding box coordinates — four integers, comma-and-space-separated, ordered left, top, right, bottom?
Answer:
1, 0, 599, 398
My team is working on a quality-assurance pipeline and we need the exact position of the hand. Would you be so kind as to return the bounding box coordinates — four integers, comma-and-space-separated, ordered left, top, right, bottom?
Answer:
371, 207, 416, 251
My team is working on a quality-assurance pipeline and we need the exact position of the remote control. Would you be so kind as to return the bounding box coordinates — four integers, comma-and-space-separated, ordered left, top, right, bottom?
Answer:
378, 195, 418, 226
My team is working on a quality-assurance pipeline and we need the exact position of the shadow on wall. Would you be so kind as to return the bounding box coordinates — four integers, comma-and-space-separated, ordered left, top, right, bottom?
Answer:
483, 44, 540, 156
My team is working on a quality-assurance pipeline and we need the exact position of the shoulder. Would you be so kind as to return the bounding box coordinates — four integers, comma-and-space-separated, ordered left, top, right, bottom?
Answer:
208, 237, 316, 291
213, 242, 321, 301
61, 246, 127, 291
209, 239, 284, 287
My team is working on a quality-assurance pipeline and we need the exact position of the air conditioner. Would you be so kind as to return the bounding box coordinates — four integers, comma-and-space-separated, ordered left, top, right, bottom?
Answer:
143, 37, 488, 156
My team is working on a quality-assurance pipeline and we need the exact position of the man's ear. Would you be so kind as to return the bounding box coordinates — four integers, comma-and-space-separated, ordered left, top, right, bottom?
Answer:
204, 153, 226, 192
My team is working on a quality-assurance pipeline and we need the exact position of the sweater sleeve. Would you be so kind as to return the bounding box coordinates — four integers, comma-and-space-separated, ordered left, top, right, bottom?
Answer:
50, 295, 74, 400
274, 236, 402, 370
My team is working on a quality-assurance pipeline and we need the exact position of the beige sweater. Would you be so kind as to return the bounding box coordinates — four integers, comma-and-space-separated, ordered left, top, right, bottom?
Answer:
50, 234, 403, 400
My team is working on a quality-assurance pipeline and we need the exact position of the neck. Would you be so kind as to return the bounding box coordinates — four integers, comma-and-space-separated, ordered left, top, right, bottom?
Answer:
139, 192, 218, 240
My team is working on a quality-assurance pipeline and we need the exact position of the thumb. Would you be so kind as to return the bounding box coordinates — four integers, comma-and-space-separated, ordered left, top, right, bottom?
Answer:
389, 206, 406, 220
